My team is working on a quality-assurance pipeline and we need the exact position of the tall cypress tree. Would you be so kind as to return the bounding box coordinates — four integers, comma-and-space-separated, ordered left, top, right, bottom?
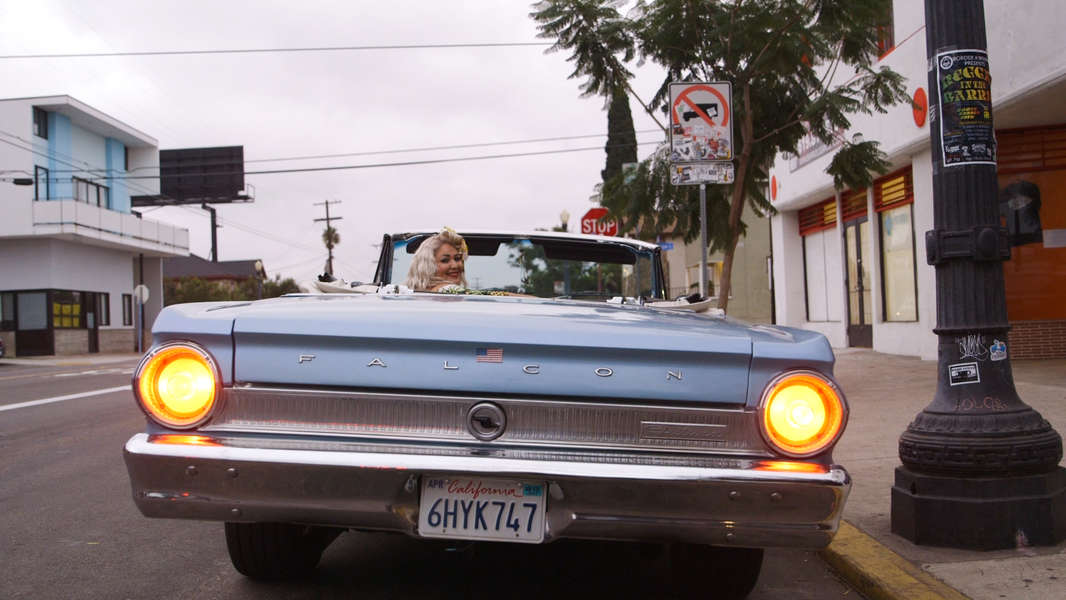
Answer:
601, 86, 638, 183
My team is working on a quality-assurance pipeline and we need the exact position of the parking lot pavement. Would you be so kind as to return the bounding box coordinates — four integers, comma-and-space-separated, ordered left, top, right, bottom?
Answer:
827, 348, 1066, 600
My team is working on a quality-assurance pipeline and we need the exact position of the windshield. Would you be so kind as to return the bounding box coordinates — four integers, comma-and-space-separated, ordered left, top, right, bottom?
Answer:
388, 235, 660, 300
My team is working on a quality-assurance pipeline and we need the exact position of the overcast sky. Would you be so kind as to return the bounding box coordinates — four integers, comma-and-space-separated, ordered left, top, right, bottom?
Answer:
0, 0, 668, 284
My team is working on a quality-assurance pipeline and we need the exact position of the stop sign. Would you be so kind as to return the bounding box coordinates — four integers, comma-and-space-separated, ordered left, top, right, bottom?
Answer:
580, 208, 618, 236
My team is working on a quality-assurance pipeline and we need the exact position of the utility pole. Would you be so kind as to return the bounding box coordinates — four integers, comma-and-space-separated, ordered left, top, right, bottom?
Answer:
201, 203, 218, 262
313, 200, 343, 276
891, 0, 1064, 550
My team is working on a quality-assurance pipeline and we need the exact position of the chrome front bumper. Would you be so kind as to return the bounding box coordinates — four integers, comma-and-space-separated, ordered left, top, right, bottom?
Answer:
124, 432, 851, 549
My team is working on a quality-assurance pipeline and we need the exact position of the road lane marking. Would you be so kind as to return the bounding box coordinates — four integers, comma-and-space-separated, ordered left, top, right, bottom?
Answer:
0, 367, 134, 382
0, 385, 129, 412
55, 368, 133, 377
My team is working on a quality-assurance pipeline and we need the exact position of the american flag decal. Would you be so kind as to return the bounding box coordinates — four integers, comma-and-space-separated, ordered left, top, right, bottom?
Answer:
476, 347, 503, 363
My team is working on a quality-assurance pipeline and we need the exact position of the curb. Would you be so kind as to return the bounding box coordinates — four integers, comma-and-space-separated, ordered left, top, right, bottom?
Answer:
821, 521, 971, 600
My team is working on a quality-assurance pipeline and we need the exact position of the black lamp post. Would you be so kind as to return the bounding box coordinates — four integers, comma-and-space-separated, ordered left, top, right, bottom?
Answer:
890, 0, 1065, 549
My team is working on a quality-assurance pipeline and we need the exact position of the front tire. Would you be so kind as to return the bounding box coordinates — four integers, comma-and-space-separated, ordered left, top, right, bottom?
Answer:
225, 522, 342, 580
669, 544, 763, 599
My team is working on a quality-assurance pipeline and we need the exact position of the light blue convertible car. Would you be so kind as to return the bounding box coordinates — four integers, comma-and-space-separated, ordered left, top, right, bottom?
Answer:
124, 230, 850, 598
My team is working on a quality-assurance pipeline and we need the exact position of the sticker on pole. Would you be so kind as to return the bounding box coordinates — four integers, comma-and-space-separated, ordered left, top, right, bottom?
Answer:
935, 49, 995, 166
948, 362, 980, 386
669, 82, 733, 162
670, 161, 735, 185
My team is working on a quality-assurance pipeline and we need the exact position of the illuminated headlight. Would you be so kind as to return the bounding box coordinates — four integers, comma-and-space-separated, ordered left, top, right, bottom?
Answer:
758, 371, 848, 458
133, 342, 220, 429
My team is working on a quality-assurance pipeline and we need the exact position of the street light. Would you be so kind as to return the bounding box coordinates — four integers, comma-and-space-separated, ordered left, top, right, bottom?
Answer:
560, 209, 570, 232
2, 170, 34, 186
254, 260, 264, 300
890, 0, 1064, 550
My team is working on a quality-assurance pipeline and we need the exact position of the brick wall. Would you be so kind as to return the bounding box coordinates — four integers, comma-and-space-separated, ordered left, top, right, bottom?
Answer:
1007, 320, 1066, 359
99, 328, 135, 353
53, 329, 89, 355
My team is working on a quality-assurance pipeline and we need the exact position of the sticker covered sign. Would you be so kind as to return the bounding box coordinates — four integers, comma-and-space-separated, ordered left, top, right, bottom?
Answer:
669, 82, 733, 162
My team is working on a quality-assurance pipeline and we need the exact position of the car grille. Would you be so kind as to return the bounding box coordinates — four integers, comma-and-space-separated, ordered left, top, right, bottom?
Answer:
201, 385, 772, 456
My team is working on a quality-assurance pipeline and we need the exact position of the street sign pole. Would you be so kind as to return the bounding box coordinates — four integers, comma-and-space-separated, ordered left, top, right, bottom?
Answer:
136, 301, 141, 354
699, 184, 708, 297
133, 284, 149, 354
890, 0, 1064, 549
668, 81, 734, 300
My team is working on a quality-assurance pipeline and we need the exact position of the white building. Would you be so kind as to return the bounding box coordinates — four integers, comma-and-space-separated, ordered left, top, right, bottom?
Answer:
769, 2, 1066, 360
0, 96, 189, 356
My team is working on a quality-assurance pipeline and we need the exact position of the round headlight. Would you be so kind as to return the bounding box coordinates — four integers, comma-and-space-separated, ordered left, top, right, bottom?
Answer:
134, 343, 219, 429
759, 371, 847, 458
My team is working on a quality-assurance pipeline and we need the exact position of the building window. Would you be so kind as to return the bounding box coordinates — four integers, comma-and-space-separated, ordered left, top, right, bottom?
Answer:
17, 292, 47, 330
73, 177, 110, 207
875, 3, 895, 57
122, 294, 133, 326
34, 165, 50, 200
124, 146, 129, 172
0, 292, 14, 330
52, 291, 84, 329
799, 198, 842, 322
33, 107, 48, 139
97, 293, 111, 326
875, 168, 918, 321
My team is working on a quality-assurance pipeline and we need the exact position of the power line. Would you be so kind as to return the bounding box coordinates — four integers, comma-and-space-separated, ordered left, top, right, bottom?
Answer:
174, 204, 324, 255
270, 254, 332, 274
16, 129, 665, 174
0, 42, 551, 60
0, 132, 163, 198
109, 129, 664, 172
103, 139, 663, 181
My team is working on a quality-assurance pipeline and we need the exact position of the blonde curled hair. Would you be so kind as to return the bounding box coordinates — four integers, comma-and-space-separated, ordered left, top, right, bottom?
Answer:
405, 228, 469, 291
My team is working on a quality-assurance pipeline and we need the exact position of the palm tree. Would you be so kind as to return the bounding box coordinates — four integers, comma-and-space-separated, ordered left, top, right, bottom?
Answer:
322, 226, 340, 275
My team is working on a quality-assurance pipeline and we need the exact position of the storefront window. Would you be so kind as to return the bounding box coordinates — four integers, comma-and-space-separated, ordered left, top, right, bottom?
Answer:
804, 233, 832, 321
873, 168, 918, 322
0, 292, 14, 330
97, 294, 110, 326
880, 205, 917, 321
17, 292, 47, 330
52, 291, 83, 329
799, 199, 842, 322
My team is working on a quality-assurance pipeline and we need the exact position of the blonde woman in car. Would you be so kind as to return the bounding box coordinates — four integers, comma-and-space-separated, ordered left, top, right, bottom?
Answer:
405, 228, 469, 292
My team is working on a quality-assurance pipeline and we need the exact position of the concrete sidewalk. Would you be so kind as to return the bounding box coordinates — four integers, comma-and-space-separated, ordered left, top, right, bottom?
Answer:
826, 348, 1066, 600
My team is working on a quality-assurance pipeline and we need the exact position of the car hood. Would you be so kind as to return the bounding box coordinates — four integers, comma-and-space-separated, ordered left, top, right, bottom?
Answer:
154, 294, 834, 406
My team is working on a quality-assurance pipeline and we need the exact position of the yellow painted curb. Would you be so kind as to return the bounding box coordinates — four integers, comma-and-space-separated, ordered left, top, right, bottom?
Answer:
820, 521, 971, 600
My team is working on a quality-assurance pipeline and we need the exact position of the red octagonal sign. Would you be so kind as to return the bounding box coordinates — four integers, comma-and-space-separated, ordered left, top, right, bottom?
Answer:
580, 208, 618, 236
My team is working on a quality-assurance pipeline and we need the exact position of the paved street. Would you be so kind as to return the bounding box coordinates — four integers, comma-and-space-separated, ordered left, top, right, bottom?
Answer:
0, 357, 855, 600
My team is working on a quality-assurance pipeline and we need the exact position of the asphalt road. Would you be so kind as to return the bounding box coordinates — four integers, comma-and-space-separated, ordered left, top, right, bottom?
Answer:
0, 359, 857, 599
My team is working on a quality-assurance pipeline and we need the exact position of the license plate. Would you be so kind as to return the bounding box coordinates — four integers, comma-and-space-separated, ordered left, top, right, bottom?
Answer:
418, 476, 546, 543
